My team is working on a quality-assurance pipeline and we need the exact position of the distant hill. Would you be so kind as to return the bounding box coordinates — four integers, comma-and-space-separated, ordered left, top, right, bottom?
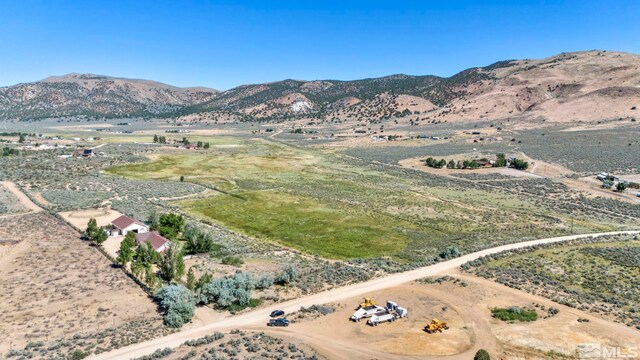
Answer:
0, 73, 218, 120
1, 50, 639, 123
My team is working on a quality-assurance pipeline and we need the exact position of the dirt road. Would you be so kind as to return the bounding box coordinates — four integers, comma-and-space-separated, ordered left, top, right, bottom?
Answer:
89, 230, 639, 360
0, 181, 43, 214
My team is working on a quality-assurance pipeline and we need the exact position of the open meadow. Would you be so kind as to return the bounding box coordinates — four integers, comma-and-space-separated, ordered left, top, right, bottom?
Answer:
104, 136, 636, 265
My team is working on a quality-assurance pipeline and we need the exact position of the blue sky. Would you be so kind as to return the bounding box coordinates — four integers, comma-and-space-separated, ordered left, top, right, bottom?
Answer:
0, 0, 638, 90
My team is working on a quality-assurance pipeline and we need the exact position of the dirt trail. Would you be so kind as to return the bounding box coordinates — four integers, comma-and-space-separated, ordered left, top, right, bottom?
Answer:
89, 230, 639, 360
0, 181, 43, 213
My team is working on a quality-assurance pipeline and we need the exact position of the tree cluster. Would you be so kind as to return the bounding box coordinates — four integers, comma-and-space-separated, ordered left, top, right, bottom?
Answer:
424, 157, 447, 168
196, 141, 210, 149
85, 218, 107, 245
153, 134, 167, 144
511, 158, 529, 170
2, 147, 19, 157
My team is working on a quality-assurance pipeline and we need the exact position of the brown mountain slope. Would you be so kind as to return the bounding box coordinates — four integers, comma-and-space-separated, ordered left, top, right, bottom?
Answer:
0, 73, 218, 120
436, 50, 640, 123
1, 50, 638, 122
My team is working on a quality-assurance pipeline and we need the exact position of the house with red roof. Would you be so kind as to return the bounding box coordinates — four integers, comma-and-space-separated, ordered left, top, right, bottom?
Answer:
135, 231, 171, 252
107, 215, 149, 237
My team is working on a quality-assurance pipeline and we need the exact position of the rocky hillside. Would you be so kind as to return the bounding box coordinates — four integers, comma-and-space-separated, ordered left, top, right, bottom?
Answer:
0, 73, 218, 120
182, 50, 640, 124
1, 50, 639, 123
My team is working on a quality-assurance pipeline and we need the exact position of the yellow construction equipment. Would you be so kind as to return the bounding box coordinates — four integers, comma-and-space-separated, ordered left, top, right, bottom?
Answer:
357, 298, 377, 309
424, 319, 449, 333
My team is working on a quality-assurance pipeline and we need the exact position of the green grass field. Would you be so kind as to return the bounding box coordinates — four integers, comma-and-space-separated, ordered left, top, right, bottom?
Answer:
105, 139, 612, 261
180, 190, 409, 259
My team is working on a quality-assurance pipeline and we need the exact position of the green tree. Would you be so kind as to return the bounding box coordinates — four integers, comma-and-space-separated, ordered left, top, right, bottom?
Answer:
18, 133, 25, 143
186, 267, 196, 291
447, 160, 456, 169
617, 182, 628, 192
511, 158, 529, 170
135, 242, 159, 266
159, 245, 185, 282
85, 218, 98, 240
158, 213, 184, 240
94, 228, 107, 246
116, 232, 136, 265
203, 142, 210, 149
148, 209, 159, 231
474, 349, 491, 360
153, 134, 159, 143
494, 153, 507, 167
180, 175, 185, 182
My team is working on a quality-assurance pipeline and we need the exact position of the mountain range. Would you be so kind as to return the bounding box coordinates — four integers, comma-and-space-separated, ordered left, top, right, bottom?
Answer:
1, 50, 638, 123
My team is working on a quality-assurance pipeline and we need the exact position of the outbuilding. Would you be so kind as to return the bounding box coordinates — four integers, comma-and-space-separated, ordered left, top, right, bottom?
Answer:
108, 215, 149, 237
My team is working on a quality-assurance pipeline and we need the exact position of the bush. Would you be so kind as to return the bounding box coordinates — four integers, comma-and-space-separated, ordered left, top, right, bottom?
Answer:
275, 264, 298, 285
183, 223, 218, 254
474, 349, 491, 360
439, 246, 461, 260
69, 349, 89, 360
491, 306, 538, 322
155, 285, 196, 328
197, 271, 255, 308
221, 255, 244, 266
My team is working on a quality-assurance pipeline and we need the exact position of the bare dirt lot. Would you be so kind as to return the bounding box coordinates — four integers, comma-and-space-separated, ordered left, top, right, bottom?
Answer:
0, 212, 157, 352
273, 273, 640, 360
59, 207, 123, 230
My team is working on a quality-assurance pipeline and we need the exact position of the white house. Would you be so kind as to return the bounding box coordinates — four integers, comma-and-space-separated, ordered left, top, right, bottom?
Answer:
107, 215, 148, 237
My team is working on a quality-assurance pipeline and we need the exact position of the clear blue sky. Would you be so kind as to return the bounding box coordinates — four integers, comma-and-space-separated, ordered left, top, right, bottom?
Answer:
1, 0, 638, 90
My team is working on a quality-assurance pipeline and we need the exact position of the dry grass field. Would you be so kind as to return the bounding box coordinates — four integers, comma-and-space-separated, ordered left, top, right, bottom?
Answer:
0, 212, 157, 353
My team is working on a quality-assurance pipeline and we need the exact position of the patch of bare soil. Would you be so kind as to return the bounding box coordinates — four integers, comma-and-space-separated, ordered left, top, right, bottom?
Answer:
59, 207, 123, 230
32, 192, 50, 206
272, 273, 640, 360
0, 213, 157, 352
562, 176, 640, 204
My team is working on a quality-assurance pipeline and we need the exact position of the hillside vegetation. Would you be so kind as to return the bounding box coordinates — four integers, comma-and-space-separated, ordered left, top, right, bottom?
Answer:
2, 50, 639, 123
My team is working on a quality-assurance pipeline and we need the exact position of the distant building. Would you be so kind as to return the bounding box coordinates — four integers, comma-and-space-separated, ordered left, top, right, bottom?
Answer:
72, 148, 95, 157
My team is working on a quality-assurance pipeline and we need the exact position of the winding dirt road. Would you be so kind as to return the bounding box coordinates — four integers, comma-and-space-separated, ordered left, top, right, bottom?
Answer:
90, 230, 639, 360
0, 181, 43, 215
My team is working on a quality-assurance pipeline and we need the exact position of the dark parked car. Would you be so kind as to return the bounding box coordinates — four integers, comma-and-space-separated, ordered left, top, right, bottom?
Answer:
270, 310, 285, 317
267, 318, 289, 327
